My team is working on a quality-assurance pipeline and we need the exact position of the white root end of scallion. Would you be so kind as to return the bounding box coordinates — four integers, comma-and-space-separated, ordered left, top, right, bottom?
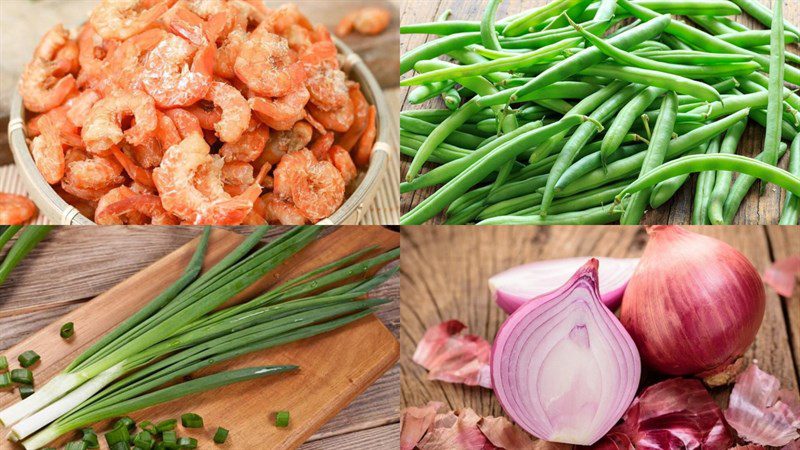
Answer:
10, 364, 124, 442
0, 373, 83, 428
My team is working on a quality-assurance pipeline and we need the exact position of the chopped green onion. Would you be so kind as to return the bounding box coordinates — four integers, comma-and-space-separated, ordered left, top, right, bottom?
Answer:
61, 322, 76, 339
156, 419, 177, 433
161, 430, 178, 449
0, 355, 8, 371
19, 385, 35, 399
10, 368, 33, 385
65, 441, 88, 450
18, 350, 40, 368
180, 413, 203, 428
114, 416, 136, 432
133, 431, 154, 449
0, 373, 12, 389
82, 428, 99, 449
275, 411, 290, 428
139, 421, 157, 434
110, 442, 129, 450
105, 424, 130, 446
176, 437, 197, 449
213, 427, 229, 444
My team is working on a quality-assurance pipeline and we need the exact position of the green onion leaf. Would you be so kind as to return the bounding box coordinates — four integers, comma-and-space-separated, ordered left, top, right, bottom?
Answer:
139, 421, 157, 434
82, 428, 99, 449
18, 350, 40, 368
275, 411, 290, 428
10, 368, 33, 385
133, 430, 154, 449
161, 430, 178, 449
61, 322, 76, 339
213, 427, 229, 444
0, 373, 11, 389
105, 424, 130, 446
0, 355, 8, 371
180, 413, 203, 428
114, 416, 136, 432
65, 441, 89, 450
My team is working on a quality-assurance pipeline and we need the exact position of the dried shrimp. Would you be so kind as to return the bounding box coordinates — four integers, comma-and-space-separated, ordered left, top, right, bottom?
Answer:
19, 0, 377, 225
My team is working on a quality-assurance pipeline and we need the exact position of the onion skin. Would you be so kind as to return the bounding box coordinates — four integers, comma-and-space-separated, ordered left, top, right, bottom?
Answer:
620, 226, 765, 384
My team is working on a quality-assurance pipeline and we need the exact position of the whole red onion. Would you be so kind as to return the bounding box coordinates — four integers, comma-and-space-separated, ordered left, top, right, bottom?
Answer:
620, 226, 765, 385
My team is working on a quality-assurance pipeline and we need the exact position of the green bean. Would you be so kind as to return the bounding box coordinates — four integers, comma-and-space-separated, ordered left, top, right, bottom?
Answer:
559, 109, 750, 198
445, 200, 486, 224
478, 202, 623, 225
688, 15, 742, 35
717, 30, 798, 47
691, 136, 722, 224
400, 115, 485, 148
401, 145, 464, 165
443, 88, 461, 111
503, 0, 590, 36
541, 83, 644, 216
742, 72, 800, 120
529, 80, 627, 163
779, 134, 800, 225
407, 81, 456, 105
602, 87, 664, 162
401, 115, 591, 225
688, 91, 773, 120
400, 21, 503, 35
476, 81, 602, 107
581, 64, 721, 102
499, 20, 611, 49
448, 50, 512, 84
478, 193, 544, 220
580, 0, 742, 19
634, 50, 755, 65
501, 14, 671, 103
749, 106, 799, 142
722, 143, 789, 223
619, 153, 800, 209
753, 45, 800, 66
400, 32, 482, 74
403, 38, 580, 86
400, 121, 544, 193
631, 40, 671, 52
620, 91, 679, 224
708, 118, 748, 224
594, 0, 619, 21
447, 185, 492, 216
649, 143, 710, 208
763, 0, 785, 168
481, 0, 503, 51
556, 143, 649, 190
618, 0, 800, 85
570, 18, 760, 80
728, 0, 800, 39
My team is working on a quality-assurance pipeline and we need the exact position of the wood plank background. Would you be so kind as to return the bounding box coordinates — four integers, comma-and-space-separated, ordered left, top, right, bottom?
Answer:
399, 0, 800, 224
0, 226, 400, 449
400, 226, 800, 440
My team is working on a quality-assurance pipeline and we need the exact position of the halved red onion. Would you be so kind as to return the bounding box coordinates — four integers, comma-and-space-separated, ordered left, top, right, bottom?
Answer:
491, 259, 641, 445
490, 257, 639, 313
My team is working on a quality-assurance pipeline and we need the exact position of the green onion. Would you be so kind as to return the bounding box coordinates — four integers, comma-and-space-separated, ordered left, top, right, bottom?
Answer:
10, 368, 33, 385
180, 413, 203, 429
105, 424, 130, 446
19, 386, 35, 399
139, 421, 157, 435
64, 441, 88, 450
161, 430, 177, 449
18, 351, 40, 368
61, 323, 75, 340
0, 226, 21, 254
133, 430, 154, 449
0, 355, 8, 371
213, 427, 229, 444
155, 419, 177, 433
81, 428, 99, 449
275, 411, 290, 428
110, 442, 129, 450
0, 227, 398, 450
0, 226, 52, 286
0, 373, 11, 389
114, 417, 136, 432
176, 437, 197, 449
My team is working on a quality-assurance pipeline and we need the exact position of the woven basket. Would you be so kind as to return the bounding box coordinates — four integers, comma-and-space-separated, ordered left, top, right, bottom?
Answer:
8, 37, 393, 225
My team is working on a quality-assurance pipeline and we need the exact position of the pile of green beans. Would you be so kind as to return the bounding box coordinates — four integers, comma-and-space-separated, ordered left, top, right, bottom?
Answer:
400, 0, 800, 225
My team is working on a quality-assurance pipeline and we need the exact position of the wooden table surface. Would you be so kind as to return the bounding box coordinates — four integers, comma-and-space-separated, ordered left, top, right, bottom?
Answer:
400, 226, 800, 438
399, 0, 800, 225
0, 226, 400, 449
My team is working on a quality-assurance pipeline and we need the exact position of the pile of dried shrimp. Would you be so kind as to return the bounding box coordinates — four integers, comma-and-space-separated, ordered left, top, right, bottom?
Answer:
19, 0, 378, 225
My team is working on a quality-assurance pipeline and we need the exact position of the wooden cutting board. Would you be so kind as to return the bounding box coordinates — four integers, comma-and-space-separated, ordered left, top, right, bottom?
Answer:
0, 226, 400, 449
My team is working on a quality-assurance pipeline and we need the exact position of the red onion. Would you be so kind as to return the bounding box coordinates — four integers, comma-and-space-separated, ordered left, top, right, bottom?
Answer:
490, 257, 639, 313
621, 226, 765, 385
491, 259, 641, 445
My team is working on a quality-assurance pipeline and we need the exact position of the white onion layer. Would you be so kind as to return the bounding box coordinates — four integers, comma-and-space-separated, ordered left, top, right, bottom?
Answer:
491, 259, 640, 445
489, 257, 639, 314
